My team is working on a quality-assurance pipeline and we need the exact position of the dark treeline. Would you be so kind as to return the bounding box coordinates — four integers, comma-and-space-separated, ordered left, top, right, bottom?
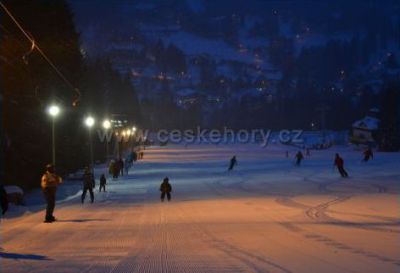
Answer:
1, 0, 141, 190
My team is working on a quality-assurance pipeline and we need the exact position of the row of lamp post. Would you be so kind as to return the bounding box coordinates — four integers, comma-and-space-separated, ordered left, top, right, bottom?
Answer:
47, 104, 115, 170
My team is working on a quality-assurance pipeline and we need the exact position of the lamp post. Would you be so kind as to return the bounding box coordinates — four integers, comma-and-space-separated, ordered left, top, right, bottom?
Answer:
131, 126, 137, 149
47, 105, 60, 167
85, 116, 95, 168
102, 119, 111, 160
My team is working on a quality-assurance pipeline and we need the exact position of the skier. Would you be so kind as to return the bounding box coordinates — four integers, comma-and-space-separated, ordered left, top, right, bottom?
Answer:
1, 184, 8, 215
363, 147, 374, 162
41, 164, 62, 223
118, 158, 124, 176
160, 177, 172, 202
109, 160, 115, 176
99, 174, 106, 192
228, 155, 237, 170
81, 167, 95, 203
124, 158, 130, 175
132, 151, 138, 162
295, 151, 304, 166
112, 160, 119, 179
334, 153, 348, 178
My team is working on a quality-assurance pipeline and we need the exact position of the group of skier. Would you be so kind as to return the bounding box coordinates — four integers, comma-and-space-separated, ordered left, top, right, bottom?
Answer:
36, 146, 373, 223
229, 147, 374, 179
108, 151, 144, 179
109, 158, 125, 179
291, 147, 374, 178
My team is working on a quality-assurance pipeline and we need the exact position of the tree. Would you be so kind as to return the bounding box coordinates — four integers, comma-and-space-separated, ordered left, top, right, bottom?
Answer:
1, 0, 84, 189
379, 84, 400, 151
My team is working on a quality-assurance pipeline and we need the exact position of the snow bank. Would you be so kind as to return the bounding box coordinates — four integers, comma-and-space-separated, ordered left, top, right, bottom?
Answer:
4, 185, 24, 195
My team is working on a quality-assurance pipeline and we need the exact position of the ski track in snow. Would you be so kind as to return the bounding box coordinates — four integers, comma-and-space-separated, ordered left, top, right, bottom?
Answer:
1, 144, 399, 273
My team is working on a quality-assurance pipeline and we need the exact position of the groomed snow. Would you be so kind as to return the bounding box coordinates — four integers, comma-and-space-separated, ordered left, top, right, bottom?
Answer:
1, 144, 399, 273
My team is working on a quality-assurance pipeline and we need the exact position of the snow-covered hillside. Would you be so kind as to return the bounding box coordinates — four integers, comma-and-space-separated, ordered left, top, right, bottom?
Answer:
69, 1, 400, 130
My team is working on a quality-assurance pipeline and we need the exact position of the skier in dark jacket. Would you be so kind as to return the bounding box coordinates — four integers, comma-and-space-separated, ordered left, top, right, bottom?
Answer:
99, 174, 106, 192
118, 158, 124, 176
82, 167, 95, 203
295, 151, 304, 166
112, 160, 119, 179
334, 153, 348, 178
160, 177, 172, 202
0, 184, 8, 215
228, 155, 237, 170
363, 147, 374, 162
132, 151, 138, 162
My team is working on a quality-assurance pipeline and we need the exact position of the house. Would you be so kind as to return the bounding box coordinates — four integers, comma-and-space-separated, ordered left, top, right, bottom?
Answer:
351, 108, 380, 145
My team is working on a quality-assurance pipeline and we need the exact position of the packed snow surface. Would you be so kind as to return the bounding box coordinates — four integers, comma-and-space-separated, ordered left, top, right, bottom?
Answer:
1, 144, 399, 273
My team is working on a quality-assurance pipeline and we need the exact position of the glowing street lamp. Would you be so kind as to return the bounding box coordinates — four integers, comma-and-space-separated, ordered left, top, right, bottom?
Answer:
84, 116, 95, 168
48, 105, 60, 117
102, 119, 111, 160
85, 116, 95, 128
102, 119, 111, 130
47, 104, 60, 167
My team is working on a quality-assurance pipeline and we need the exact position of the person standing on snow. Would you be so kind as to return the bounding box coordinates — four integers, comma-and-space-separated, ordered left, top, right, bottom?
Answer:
124, 158, 130, 175
41, 164, 62, 223
160, 177, 172, 202
109, 160, 115, 176
334, 153, 348, 178
118, 158, 124, 176
99, 174, 106, 192
228, 155, 237, 170
82, 167, 95, 203
113, 160, 120, 179
1, 184, 8, 215
295, 151, 304, 166
363, 147, 374, 162
132, 151, 138, 162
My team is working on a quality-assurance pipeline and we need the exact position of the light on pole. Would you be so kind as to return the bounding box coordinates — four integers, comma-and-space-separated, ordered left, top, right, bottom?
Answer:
102, 119, 111, 130
102, 119, 111, 160
47, 105, 60, 167
85, 116, 95, 168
